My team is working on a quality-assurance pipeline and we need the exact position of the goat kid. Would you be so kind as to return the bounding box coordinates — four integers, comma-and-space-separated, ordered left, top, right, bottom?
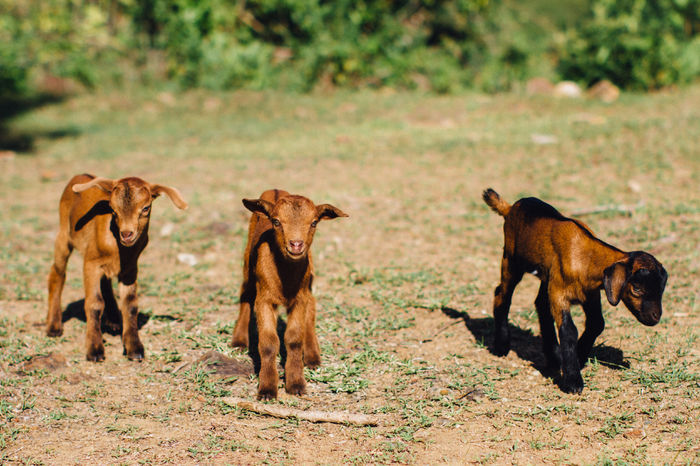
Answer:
47, 174, 187, 361
231, 189, 348, 400
483, 189, 667, 393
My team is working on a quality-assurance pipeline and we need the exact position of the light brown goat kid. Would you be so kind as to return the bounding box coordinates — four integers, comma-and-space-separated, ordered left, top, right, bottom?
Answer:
483, 188, 667, 394
231, 189, 348, 400
47, 174, 187, 361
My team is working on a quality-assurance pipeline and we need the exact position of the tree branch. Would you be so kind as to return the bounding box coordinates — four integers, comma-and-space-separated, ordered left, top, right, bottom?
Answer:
222, 397, 380, 426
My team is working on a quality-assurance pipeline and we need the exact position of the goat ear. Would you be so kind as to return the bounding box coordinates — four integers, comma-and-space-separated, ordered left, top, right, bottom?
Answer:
72, 177, 115, 194
242, 198, 274, 217
150, 184, 188, 210
316, 203, 348, 221
603, 261, 628, 306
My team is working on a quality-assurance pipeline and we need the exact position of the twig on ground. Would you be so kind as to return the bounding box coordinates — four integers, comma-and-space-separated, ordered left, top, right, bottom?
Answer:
421, 320, 462, 343
571, 202, 644, 217
222, 397, 380, 426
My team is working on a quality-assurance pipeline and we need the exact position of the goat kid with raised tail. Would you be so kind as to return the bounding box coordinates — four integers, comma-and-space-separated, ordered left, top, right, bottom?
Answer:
231, 189, 348, 400
482, 188, 667, 393
47, 174, 187, 361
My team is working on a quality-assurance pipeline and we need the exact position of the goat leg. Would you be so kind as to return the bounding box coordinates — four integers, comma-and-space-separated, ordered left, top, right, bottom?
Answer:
119, 281, 144, 360
47, 234, 72, 337
284, 302, 307, 395
556, 310, 584, 393
302, 294, 321, 369
255, 300, 280, 400
83, 265, 106, 362
231, 284, 252, 348
577, 294, 605, 368
492, 257, 522, 356
535, 282, 561, 372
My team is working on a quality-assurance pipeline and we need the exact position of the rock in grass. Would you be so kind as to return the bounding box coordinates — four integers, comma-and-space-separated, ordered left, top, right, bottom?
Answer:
175, 350, 253, 377
554, 81, 583, 98
587, 80, 620, 103
19, 353, 68, 373
177, 253, 198, 266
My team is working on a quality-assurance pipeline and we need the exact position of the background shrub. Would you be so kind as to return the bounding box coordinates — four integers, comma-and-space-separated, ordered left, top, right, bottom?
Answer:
558, 0, 700, 89
1, 0, 699, 95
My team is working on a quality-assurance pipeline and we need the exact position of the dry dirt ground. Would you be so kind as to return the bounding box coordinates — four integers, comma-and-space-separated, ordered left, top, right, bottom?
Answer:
1, 87, 698, 464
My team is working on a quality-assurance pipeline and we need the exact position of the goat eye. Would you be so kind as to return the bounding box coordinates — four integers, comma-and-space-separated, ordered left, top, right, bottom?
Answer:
142, 206, 151, 215
631, 285, 642, 295
272, 218, 281, 227
311, 220, 318, 228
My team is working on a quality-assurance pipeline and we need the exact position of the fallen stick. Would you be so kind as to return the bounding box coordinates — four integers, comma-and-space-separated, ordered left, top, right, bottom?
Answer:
571, 202, 643, 217
222, 397, 380, 426
421, 320, 462, 343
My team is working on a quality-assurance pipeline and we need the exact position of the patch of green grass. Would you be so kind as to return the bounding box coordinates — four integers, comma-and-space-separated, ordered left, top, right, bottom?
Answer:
622, 360, 699, 388
598, 412, 635, 440
183, 366, 232, 398
105, 423, 140, 438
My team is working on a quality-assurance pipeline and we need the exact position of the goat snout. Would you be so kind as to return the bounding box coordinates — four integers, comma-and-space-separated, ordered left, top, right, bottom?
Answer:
638, 302, 662, 326
288, 240, 304, 255
120, 230, 135, 244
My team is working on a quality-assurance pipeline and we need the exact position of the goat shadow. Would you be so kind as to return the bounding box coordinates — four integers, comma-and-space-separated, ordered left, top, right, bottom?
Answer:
0, 94, 80, 152
62, 277, 151, 336
441, 306, 629, 380
246, 308, 288, 376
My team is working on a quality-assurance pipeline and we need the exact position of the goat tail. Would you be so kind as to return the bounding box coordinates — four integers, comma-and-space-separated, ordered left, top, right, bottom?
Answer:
482, 188, 511, 217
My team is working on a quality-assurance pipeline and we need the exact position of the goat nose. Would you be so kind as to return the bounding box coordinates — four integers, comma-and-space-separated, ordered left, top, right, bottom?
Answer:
121, 230, 134, 241
289, 240, 304, 252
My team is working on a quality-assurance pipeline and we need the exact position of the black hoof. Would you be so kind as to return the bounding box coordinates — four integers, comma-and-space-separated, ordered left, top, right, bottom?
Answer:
560, 374, 584, 394
493, 340, 510, 357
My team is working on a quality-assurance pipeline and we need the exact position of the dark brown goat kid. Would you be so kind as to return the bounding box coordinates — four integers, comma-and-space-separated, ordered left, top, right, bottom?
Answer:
483, 189, 667, 393
231, 189, 348, 400
47, 174, 187, 361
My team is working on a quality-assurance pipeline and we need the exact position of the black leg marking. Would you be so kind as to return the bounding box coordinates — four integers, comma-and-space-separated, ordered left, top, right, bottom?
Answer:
535, 283, 560, 373
558, 312, 583, 394
492, 259, 523, 357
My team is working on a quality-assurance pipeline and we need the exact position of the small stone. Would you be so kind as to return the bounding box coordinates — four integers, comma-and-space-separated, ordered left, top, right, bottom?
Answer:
624, 428, 645, 439
554, 81, 582, 98
531, 134, 558, 145
413, 429, 431, 441
628, 180, 642, 193
587, 79, 620, 103
177, 253, 198, 266
160, 222, 175, 237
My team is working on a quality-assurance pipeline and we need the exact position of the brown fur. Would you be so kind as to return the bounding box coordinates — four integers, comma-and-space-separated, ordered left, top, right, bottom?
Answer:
231, 189, 348, 400
483, 188, 667, 393
46, 174, 187, 361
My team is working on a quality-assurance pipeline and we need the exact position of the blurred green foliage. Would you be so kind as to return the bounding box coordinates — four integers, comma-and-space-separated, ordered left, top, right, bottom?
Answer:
558, 0, 700, 89
1, 0, 699, 95
129, 0, 496, 92
0, 0, 127, 93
